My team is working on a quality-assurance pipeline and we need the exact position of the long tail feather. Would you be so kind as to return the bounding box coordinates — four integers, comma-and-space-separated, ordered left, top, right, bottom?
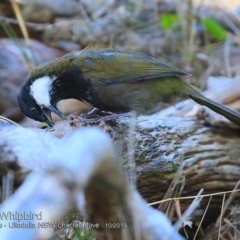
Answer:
188, 87, 240, 126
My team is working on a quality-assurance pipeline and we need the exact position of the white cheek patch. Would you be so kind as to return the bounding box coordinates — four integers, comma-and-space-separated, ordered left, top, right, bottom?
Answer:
30, 76, 53, 106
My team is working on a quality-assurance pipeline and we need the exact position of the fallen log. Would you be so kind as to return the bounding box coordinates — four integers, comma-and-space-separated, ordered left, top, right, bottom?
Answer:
48, 77, 240, 238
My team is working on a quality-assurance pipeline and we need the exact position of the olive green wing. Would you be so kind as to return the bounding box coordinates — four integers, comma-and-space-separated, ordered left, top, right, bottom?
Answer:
72, 49, 190, 85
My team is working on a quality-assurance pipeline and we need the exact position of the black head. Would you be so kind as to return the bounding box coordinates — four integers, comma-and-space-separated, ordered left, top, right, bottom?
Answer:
18, 77, 67, 127
17, 85, 50, 125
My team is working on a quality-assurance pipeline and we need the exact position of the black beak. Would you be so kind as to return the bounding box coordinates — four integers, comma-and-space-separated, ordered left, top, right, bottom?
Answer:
41, 105, 67, 127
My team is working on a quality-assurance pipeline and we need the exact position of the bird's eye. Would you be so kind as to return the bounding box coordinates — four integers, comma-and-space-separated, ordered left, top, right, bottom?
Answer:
31, 107, 36, 112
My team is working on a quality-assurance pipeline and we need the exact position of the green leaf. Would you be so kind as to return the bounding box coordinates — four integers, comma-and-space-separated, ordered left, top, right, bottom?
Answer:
160, 13, 179, 30
172, 163, 179, 173
202, 17, 226, 41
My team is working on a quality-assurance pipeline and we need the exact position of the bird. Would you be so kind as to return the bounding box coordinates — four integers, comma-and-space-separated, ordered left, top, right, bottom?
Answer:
18, 46, 240, 127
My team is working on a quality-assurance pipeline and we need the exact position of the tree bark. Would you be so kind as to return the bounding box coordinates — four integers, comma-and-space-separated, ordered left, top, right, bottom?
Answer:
51, 112, 240, 227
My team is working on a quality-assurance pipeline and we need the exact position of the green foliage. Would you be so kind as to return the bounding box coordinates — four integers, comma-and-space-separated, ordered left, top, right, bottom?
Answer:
160, 13, 226, 42
173, 183, 181, 197
202, 17, 227, 41
172, 163, 179, 173
0, 10, 32, 65
74, 227, 92, 240
160, 13, 179, 30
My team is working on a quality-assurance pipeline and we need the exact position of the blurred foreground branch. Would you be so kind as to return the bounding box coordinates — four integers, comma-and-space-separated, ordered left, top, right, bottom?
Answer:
0, 127, 184, 240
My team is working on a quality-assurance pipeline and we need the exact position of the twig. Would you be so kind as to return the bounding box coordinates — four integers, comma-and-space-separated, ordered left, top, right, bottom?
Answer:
224, 36, 232, 78
0, 116, 22, 127
174, 188, 203, 231
10, 0, 30, 44
149, 188, 240, 206
215, 180, 240, 227
217, 193, 226, 239
193, 195, 213, 240
0, 16, 49, 30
